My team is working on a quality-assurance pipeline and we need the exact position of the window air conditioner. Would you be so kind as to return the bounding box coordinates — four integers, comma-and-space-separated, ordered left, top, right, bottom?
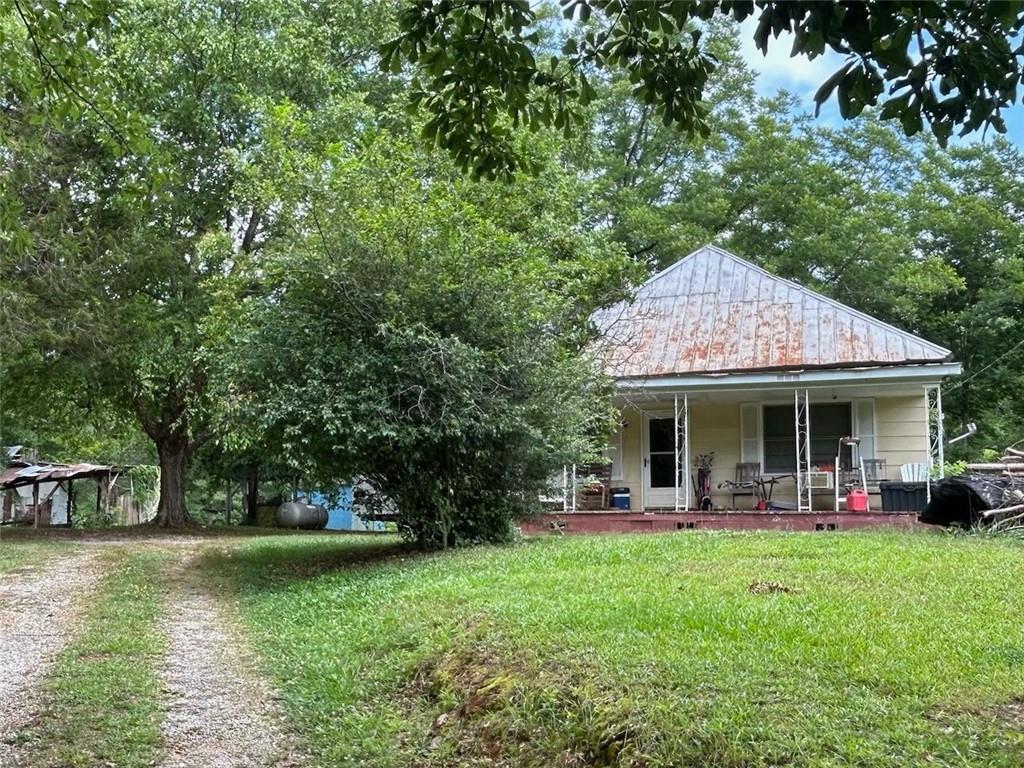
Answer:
806, 471, 833, 489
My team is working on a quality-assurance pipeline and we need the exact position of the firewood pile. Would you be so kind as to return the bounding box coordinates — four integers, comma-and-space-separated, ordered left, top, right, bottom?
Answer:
968, 447, 1024, 531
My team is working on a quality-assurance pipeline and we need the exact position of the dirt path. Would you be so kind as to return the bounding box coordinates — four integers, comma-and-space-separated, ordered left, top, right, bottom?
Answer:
157, 551, 305, 768
0, 548, 104, 765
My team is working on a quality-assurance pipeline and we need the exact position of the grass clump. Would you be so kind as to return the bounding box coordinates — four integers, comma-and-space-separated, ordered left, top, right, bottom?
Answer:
20, 550, 170, 768
211, 531, 1024, 767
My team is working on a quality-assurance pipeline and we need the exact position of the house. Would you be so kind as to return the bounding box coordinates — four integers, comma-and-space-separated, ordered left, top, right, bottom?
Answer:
534, 245, 960, 533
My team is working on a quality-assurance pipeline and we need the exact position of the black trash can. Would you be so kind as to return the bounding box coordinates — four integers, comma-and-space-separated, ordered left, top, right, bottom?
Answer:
879, 481, 928, 512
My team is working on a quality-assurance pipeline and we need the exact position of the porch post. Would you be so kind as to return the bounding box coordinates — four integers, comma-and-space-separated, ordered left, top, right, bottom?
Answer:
672, 393, 690, 512
639, 414, 645, 511
684, 394, 690, 511
673, 394, 679, 512
571, 463, 577, 513
794, 389, 812, 512
925, 385, 945, 502
562, 465, 567, 514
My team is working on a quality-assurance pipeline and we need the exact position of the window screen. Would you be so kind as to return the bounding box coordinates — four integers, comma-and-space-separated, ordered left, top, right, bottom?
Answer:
762, 403, 853, 472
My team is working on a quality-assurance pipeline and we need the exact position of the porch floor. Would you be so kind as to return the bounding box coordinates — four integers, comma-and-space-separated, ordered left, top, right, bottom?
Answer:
522, 509, 922, 534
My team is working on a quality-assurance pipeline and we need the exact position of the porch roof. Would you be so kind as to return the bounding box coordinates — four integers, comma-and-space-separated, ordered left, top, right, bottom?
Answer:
594, 245, 955, 380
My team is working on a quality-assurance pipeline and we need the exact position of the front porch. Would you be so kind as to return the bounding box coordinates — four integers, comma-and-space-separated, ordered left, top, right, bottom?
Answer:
553, 374, 948, 519
522, 509, 921, 534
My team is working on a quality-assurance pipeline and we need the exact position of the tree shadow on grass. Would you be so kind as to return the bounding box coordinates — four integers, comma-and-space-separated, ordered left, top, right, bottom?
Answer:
196, 534, 417, 593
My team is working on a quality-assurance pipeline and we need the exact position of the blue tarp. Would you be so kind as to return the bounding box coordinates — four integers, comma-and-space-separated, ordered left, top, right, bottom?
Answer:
305, 487, 384, 532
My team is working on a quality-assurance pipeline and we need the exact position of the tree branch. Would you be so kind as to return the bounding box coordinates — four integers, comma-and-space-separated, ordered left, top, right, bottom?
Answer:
12, 0, 129, 147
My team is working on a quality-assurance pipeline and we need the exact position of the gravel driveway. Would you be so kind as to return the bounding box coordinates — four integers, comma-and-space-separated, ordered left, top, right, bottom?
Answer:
0, 548, 104, 767
157, 551, 306, 768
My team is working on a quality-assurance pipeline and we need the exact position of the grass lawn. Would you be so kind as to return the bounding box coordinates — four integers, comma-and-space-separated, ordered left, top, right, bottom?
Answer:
209, 531, 1024, 768
0, 537, 71, 574
20, 550, 170, 768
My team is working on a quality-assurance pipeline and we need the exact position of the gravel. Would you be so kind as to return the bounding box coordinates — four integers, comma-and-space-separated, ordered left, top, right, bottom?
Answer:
157, 554, 306, 768
0, 548, 104, 767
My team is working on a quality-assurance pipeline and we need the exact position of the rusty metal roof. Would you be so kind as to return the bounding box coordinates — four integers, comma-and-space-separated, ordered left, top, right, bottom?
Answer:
1, 462, 120, 490
593, 245, 953, 379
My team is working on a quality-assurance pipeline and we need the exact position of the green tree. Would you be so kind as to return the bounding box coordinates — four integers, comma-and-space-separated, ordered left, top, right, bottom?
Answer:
1, 0, 391, 525
385, 0, 1024, 178
907, 141, 1024, 452
208, 137, 639, 547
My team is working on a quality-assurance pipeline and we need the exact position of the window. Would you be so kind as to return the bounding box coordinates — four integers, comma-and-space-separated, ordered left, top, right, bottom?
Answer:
762, 403, 853, 472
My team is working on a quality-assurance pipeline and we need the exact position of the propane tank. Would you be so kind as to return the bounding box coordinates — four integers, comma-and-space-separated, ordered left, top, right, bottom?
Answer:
276, 498, 328, 530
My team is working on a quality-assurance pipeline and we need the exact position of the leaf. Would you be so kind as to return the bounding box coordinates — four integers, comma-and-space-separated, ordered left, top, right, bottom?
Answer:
815, 64, 852, 116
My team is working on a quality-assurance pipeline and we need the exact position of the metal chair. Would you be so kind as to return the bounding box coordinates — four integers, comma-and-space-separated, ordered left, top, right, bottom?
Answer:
731, 462, 761, 509
840, 458, 887, 490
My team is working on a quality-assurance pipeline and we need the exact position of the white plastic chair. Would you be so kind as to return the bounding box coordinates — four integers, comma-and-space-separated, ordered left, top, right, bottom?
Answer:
900, 462, 929, 482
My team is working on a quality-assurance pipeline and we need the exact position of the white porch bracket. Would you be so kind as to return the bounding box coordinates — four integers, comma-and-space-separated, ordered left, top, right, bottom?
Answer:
673, 393, 690, 512
925, 385, 944, 502
560, 464, 578, 513
794, 389, 812, 512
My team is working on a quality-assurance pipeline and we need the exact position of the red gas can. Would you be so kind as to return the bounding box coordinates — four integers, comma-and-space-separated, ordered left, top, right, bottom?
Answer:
847, 489, 870, 513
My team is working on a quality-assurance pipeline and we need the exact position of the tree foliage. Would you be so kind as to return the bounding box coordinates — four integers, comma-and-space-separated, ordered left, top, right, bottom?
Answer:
1, 0, 392, 524
208, 139, 638, 547
385, 0, 1024, 178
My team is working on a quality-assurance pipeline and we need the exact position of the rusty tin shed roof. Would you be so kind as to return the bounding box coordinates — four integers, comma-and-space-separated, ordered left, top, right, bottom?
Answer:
593, 245, 953, 379
0, 462, 121, 491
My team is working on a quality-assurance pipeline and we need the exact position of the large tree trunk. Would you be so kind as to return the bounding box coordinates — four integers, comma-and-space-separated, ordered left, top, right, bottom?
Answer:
153, 439, 191, 526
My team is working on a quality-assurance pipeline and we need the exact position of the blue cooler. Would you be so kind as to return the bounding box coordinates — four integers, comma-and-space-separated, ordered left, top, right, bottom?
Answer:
611, 487, 630, 510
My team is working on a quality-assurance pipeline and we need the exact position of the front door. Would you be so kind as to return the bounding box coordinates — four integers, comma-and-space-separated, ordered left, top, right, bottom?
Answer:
643, 412, 686, 509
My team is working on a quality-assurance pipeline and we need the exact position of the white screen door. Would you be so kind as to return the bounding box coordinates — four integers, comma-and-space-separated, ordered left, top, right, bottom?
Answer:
643, 412, 684, 508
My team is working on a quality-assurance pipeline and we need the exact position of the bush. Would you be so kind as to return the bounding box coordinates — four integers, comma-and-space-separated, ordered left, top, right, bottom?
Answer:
210, 140, 637, 548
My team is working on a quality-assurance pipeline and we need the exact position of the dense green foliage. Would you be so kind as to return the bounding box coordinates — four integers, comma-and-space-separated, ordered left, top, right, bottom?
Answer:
209, 140, 637, 547
211, 532, 1024, 767
1, 0, 392, 524
387, 0, 1024, 178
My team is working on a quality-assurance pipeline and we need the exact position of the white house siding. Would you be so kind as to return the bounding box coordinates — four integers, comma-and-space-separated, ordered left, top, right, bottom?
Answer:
875, 394, 929, 480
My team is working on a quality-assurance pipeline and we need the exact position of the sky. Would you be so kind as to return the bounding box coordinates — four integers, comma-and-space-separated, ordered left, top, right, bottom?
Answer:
737, 20, 1024, 148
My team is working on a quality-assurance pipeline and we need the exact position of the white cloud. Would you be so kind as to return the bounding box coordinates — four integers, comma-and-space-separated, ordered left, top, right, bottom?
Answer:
737, 18, 847, 103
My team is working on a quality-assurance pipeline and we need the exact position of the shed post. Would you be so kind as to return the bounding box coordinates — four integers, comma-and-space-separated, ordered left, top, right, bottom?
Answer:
95, 480, 102, 519
66, 480, 74, 527
104, 470, 112, 520
32, 482, 40, 528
